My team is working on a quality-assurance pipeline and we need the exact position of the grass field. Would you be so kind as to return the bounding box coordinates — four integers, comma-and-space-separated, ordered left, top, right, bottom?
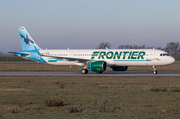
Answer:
0, 76, 180, 118
172, 55, 180, 61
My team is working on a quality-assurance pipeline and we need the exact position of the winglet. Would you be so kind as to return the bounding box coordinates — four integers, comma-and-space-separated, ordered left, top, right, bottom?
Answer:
34, 46, 41, 55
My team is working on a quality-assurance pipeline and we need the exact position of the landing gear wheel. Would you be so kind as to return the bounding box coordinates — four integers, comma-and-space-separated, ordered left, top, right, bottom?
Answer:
154, 71, 157, 74
96, 71, 102, 74
152, 66, 157, 74
81, 69, 88, 74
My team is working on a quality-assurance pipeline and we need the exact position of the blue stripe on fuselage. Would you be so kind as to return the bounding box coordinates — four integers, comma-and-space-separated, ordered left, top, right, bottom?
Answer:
48, 60, 65, 62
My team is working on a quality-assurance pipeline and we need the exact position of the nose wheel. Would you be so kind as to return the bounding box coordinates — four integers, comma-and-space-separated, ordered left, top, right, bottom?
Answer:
153, 66, 157, 74
154, 71, 157, 74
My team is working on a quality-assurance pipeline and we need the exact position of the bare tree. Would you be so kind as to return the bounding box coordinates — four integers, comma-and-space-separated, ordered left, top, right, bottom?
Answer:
133, 45, 139, 49
165, 42, 179, 55
177, 46, 180, 55
118, 44, 125, 49
118, 44, 146, 49
139, 45, 146, 49
96, 42, 111, 49
156, 47, 162, 50
125, 45, 130, 49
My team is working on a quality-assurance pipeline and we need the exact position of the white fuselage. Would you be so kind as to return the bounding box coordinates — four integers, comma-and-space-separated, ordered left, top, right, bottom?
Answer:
39, 49, 175, 67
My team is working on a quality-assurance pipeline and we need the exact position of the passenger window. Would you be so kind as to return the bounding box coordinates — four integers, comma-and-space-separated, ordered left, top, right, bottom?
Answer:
160, 54, 162, 56
163, 54, 165, 56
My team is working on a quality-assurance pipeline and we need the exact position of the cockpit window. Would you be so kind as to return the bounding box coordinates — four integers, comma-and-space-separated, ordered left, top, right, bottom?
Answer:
160, 53, 169, 56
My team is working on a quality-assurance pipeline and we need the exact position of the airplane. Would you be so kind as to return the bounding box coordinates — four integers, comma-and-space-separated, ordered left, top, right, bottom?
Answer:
9, 26, 175, 74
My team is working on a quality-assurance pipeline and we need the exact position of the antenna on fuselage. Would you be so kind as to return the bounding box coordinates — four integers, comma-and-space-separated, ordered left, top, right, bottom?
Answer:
67, 47, 69, 50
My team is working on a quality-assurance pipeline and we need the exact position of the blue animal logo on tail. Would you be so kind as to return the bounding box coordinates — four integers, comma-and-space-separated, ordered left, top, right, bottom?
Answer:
18, 26, 40, 51
20, 34, 34, 45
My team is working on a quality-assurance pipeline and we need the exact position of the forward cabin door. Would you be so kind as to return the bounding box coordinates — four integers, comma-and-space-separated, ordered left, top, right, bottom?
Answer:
150, 51, 155, 60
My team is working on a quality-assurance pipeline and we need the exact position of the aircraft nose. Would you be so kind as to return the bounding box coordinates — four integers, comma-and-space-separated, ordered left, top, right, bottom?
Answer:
169, 56, 175, 64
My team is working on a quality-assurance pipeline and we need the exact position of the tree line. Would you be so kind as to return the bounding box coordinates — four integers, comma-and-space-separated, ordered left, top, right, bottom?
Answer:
96, 42, 180, 55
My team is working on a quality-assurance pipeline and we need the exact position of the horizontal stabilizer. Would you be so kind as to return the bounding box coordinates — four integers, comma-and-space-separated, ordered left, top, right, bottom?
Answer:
8, 52, 29, 55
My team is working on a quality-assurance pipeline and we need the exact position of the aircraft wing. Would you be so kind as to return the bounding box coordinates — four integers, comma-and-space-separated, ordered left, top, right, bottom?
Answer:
42, 54, 95, 63
35, 46, 96, 63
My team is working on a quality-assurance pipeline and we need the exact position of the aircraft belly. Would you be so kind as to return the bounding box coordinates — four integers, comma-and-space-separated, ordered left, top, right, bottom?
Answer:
146, 60, 162, 66
115, 61, 146, 66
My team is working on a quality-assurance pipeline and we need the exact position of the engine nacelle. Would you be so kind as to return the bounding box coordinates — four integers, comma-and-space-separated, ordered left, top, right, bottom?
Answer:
111, 66, 128, 71
89, 61, 107, 73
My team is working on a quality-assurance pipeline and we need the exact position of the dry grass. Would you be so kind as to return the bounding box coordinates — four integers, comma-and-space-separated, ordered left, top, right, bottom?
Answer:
0, 62, 180, 71
45, 99, 64, 107
151, 87, 167, 92
0, 76, 180, 118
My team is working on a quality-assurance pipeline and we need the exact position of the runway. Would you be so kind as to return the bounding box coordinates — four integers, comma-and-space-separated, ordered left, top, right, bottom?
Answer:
0, 71, 180, 77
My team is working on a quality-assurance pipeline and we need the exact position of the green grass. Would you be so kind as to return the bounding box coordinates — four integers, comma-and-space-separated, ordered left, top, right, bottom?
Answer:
172, 55, 180, 61
0, 56, 32, 62
0, 76, 180, 118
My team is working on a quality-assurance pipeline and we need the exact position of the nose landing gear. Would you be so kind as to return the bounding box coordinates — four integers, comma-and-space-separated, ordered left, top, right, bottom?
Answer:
153, 66, 157, 74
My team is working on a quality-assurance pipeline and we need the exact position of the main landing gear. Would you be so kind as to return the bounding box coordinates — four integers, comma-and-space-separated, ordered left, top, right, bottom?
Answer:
153, 66, 157, 74
81, 66, 88, 74
81, 69, 103, 74
81, 69, 88, 74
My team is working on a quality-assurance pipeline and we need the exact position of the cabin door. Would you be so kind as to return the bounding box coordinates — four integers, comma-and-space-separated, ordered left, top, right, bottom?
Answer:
150, 51, 155, 60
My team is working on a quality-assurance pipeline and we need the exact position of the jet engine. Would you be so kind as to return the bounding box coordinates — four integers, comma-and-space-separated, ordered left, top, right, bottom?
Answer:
89, 61, 107, 73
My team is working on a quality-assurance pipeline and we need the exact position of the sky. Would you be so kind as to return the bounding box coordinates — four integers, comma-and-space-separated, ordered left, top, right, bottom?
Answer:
0, 0, 180, 52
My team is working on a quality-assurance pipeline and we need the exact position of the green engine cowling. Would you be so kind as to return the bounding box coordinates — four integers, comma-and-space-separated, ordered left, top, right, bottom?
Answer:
89, 61, 107, 73
110, 66, 128, 71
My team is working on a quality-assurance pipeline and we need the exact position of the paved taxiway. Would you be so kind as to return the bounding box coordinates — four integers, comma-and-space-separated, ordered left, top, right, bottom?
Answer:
0, 71, 179, 77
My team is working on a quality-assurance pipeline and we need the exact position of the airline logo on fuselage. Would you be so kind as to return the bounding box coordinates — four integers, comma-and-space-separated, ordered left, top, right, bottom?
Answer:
91, 51, 146, 60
